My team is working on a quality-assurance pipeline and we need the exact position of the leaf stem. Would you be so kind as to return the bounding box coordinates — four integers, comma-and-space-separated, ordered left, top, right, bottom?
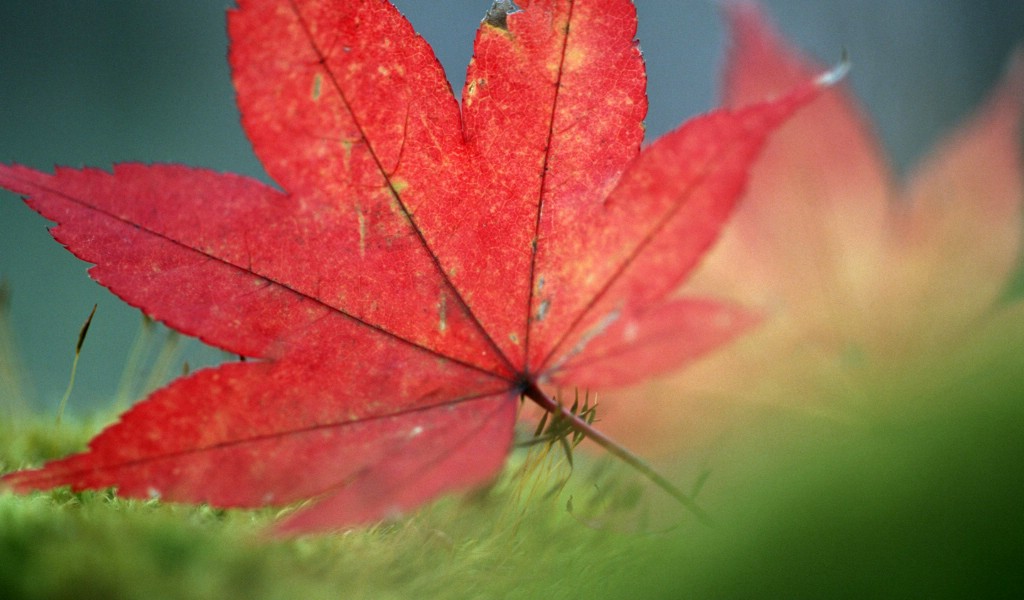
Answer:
522, 381, 712, 525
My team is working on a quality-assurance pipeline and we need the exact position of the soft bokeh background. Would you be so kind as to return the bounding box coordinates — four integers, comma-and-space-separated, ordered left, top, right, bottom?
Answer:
1, 0, 1022, 414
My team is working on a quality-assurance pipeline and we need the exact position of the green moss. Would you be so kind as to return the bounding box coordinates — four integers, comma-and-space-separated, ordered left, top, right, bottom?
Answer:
0, 419, 652, 600
2, 337, 1023, 598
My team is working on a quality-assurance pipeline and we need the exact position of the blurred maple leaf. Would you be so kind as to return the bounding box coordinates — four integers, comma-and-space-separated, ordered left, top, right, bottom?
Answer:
0, 0, 828, 533
602, 3, 1024, 458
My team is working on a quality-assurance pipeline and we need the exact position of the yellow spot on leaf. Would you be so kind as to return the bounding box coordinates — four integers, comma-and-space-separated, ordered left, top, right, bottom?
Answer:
563, 46, 586, 72
355, 206, 367, 258
311, 73, 323, 101
438, 294, 448, 333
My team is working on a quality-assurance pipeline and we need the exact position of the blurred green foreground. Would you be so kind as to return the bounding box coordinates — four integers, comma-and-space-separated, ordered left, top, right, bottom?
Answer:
1, 327, 1022, 599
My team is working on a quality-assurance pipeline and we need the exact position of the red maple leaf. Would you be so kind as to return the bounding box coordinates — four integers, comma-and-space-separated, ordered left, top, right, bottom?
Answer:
0, 0, 830, 534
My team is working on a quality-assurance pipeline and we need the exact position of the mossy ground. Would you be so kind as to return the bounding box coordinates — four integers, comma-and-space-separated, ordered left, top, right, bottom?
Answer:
2, 326, 1023, 599
0, 416, 658, 600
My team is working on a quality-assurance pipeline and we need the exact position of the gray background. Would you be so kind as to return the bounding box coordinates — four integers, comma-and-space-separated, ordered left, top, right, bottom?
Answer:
1, 1, 1022, 415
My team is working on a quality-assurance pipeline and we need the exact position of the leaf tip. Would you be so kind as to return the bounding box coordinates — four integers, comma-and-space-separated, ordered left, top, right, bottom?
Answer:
815, 48, 851, 88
